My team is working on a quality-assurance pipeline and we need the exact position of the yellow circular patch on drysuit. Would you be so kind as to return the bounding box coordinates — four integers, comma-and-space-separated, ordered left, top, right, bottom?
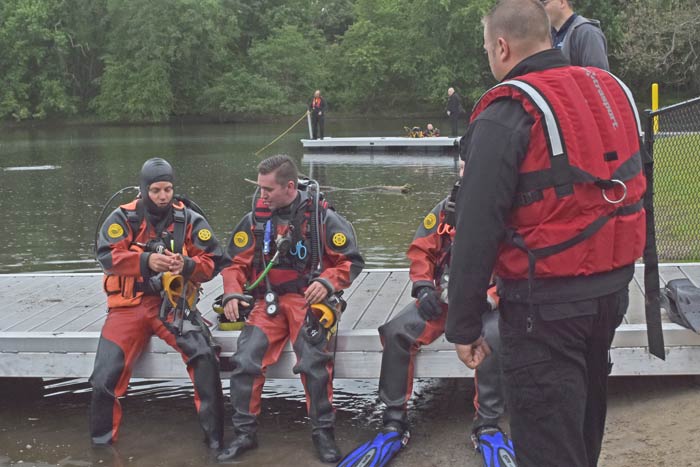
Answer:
332, 232, 347, 247
108, 223, 124, 238
233, 231, 249, 248
198, 228, 212, 241
423, 213, 437, 230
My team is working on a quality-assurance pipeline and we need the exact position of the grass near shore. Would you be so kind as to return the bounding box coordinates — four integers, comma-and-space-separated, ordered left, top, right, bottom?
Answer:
652, 133, 700, 261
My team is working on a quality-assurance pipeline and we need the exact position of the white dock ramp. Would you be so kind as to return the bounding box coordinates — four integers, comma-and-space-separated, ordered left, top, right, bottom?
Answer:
301, 136, 459, 150
2, 266, 700, 379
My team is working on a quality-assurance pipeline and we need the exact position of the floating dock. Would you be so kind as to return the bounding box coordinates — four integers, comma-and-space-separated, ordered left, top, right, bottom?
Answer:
1, 265, 700, 380
302, 153, 459, 166
300, 136, 460, 151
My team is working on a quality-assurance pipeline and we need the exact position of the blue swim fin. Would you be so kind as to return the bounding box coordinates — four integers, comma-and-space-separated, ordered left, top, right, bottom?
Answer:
475, 427, 517, 467
336, 430, 409, 467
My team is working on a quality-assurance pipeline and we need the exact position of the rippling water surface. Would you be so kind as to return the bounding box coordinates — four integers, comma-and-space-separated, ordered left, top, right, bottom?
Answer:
0, 119, 459, 272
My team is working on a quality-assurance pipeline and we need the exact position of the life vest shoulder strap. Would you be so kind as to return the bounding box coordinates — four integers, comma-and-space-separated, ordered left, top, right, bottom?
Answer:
172, 201, 186, 254
120, 199, 187, 253
121, 200, 144, 238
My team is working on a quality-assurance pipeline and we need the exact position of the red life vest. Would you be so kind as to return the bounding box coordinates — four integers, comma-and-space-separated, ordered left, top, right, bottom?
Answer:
470, 66, 646, 280
251, 192, 329, 295
103, 200, 188, 308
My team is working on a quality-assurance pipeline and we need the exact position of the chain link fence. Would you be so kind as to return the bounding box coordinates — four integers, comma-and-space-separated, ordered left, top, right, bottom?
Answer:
645, 96, 700, 261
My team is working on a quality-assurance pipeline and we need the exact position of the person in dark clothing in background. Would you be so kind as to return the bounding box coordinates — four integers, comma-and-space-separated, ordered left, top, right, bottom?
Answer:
445, 87, 465, 137
308, 90, 327, 140
542, 0, 609, 69
446, 1, 646, 466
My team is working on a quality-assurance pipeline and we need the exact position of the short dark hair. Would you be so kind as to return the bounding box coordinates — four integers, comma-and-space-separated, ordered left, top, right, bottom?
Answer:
484, 0, 550, 45
257, 154, 298, 186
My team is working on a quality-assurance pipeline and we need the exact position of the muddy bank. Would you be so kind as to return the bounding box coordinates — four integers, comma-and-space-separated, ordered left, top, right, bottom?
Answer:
1, 376, 699, 466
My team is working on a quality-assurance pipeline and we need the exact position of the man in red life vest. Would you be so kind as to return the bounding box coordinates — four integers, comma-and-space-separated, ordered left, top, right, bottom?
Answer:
91, 158, 224, 449
446, 1, 646, 466
216, 155, 364, 463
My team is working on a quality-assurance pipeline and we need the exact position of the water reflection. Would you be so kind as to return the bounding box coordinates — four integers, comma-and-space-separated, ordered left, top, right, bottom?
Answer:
0, 120, 461, 273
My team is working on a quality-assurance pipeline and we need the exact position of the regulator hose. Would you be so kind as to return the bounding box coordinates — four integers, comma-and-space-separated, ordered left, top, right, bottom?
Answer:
308, 180, 323, 275
93, 186, 140, 257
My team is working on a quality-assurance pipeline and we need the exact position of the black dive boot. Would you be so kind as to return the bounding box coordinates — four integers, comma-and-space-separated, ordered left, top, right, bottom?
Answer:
312, 428, 342, 463
216, 432, 258, 462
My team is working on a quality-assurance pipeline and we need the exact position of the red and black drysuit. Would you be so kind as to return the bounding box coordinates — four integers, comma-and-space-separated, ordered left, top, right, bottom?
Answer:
219, 190, 364, 436
446, 49, 646, 467
91, 199, 224, 446
378, 185, 503, 433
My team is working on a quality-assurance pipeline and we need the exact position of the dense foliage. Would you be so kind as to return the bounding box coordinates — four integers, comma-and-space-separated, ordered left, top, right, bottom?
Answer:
1, 0, 698, 122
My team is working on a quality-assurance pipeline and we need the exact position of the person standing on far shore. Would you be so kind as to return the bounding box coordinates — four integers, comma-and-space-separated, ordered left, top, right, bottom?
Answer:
446, 87, 465, 137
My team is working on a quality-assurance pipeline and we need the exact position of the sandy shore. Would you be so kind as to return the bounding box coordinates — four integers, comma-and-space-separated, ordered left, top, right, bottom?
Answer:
332, 376, 700, 467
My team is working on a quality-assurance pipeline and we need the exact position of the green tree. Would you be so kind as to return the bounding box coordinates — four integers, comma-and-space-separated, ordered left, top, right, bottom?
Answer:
199, 68, 287, 116
0, 0, 76, 120
57, 0, 109, 113
615, 0, 700, 98
333, 0, 492, 111
249, 25, 330, 108
92, 0, 237, 122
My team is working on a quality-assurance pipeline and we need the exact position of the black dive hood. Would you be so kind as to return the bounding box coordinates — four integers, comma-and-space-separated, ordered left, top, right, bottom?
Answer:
140, 157, 175, 216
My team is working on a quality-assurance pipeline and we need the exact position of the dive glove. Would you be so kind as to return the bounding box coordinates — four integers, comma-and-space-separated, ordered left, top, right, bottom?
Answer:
416, 286, 442, 321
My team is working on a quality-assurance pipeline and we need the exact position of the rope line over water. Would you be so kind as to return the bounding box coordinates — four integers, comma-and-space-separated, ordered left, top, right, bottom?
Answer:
254, 111, 309, 156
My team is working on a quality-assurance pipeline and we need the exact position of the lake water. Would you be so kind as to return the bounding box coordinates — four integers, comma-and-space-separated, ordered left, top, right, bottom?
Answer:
0, 119, 474, 466
0, 118, 460, 273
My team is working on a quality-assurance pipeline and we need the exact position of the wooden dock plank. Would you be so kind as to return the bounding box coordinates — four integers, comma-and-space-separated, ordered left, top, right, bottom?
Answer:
0, 275, 64, 298
3, 265, 700, 379
6, 276, 101, 332
626, 273, 648, 324
385, 283, 417, 322
28, 289, 106, 332
659, 265, 689, 284
339, 271, 368, 301
0, 276, 79, 331
338, 271, 390, 330
679, 264, 700, 286
355, 270, 411, 329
